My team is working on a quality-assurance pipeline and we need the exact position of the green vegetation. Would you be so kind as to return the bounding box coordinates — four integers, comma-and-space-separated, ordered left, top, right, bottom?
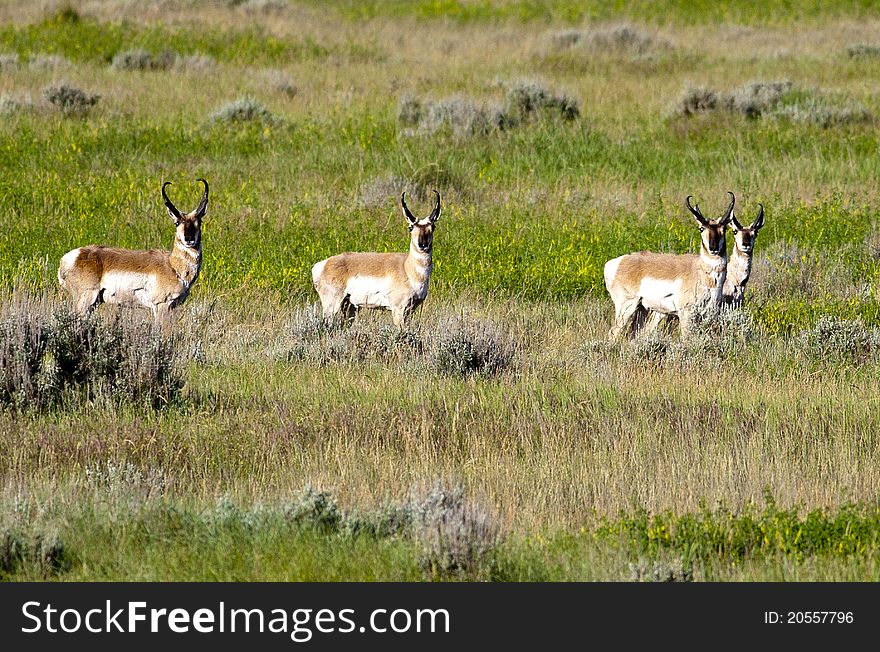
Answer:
1, 0, 880, 581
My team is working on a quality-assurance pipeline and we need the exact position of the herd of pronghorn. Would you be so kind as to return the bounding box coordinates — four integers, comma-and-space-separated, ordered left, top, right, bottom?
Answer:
56, 179, 765, 339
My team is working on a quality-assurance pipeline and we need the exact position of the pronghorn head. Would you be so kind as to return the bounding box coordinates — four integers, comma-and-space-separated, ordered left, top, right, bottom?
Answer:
730, 203, 765, 254
401, 190, 441, 253
163, 178, 209, 249
685, 191, 734, 257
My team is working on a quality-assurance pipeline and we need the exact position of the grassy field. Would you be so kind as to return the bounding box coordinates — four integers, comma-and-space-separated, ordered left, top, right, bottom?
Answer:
2, 0, 880, 581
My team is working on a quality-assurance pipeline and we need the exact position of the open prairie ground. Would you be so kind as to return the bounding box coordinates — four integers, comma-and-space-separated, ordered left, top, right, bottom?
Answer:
2, 0, 880, 580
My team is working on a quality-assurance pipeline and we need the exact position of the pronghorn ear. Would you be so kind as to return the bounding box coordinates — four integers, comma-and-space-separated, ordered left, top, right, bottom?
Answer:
162, 181, 183, 224
401, 192, 418, 225
751, 204, 765, 231
429, 189, 441, 223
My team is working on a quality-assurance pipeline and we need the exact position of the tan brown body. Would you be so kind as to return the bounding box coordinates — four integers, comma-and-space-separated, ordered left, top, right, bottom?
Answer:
604, 193, 733, 339
312, 191, 440, 327
57, 179, 208, 328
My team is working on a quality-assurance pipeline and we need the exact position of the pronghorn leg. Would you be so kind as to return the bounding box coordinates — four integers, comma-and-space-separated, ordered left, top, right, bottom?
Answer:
641, 310, 667, 336
318, 288, 347, 323
155, 304, 173, 336
75, 289, 102, 315
341, 296, 357, 324
678, 309, 694, 338
609, 297, 642, 340
391, 306, 407, 328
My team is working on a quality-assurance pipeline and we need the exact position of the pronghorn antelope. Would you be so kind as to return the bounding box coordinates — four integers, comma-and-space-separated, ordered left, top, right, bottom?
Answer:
723, 203, 765, 308
57, 179, 208, 328
312, 190, 441, 326
604, 192, 734, 339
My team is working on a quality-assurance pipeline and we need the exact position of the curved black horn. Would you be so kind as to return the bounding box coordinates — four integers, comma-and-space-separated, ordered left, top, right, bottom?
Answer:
752, 203, 765, 230
730, 211, 744, 231
685, 195, 707, 224
194, 178, 209, 217
721, 191, 736, 223
162, 181, 182, 219
401, 192, 417, 223
428, 189, 441, 222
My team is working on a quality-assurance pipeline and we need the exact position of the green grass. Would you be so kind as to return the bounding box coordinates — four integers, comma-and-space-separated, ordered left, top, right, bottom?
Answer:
6, 491, 880, 581
0, 15, 332, 64
303, 0, 880, 26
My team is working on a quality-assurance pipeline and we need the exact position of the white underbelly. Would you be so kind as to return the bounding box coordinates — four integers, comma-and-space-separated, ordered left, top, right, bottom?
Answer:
638, 276, 682, 314
346, 275, 394, 309
101, 271, 156, 308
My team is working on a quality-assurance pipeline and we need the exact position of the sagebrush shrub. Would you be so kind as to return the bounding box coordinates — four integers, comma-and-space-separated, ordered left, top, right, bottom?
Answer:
209, 96, 276, 123
0, 298, 184, 410
505, 79, 579, 122
400, 81, 578, 138
112, 48, 174, 71
281, 487, 343, 533
410, 481, 501, 577
847, 44, 880, 58
430, 316, 517, 378
0, 528, 69, 578
28, 54, 71, 71
42, 83, 99, 117
260, 69, 297, 96
549, 23, 667, 55
673, 86, 719, 116
85, 460, 169, 500
795, 316, 880, 365
0, 52, 20, 70
0, 94, 32, 115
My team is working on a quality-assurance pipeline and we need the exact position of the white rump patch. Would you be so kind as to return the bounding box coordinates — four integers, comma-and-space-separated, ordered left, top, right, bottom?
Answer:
311, 259, 328, 286
59, 249, 80, 273
603, 256, 623, 286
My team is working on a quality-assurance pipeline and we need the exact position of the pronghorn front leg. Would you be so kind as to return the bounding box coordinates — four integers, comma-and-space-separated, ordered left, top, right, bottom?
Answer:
154, 302, 174, 336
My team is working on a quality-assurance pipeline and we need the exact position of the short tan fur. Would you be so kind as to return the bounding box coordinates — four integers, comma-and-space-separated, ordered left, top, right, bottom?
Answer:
604, 192, 734, 338
57, 179, 209, 328
312, 191, 441, 327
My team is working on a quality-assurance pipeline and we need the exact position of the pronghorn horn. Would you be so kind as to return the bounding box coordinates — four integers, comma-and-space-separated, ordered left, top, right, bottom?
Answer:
752, 203, 765, 230
720, 191, 736, 224
162, 181, 183, 219
194, 178, 209, 218
429, 189, 441, 222
401, 192, 418, 224
730, 211, 744, 231
685, 195, 707, 224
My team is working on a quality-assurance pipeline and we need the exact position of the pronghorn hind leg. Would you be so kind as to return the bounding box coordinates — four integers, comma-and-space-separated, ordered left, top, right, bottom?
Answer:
391, 306, 407, 328
75, 288, 102, 316
609, 297, 642, 340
